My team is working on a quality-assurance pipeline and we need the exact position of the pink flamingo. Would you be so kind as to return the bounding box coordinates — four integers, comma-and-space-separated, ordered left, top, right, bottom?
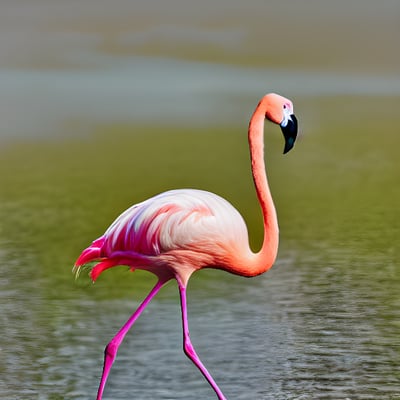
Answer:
74, 93, 298, 400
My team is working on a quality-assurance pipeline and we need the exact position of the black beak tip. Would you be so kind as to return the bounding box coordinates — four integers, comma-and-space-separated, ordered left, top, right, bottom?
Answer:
283, 139, 295, 154
281, 114, 298, 154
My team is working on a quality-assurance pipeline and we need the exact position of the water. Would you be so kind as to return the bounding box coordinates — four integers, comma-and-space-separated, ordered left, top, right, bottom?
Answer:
1, 1, 400, 399
1, 249, 399, 399
1, 109, 399, 399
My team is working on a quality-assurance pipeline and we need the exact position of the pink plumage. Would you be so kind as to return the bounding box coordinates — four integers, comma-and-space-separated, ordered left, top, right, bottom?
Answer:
74, 93, 298, 400
104, 189, 248, 256
77, 189, 253, 286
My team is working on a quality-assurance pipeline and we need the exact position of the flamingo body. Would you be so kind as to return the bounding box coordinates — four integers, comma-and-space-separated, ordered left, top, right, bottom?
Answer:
76, 189, 251, 284
74, 93, 298, 400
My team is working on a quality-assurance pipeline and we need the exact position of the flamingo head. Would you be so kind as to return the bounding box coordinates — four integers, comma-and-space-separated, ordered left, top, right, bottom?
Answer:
264, 93, 298, 154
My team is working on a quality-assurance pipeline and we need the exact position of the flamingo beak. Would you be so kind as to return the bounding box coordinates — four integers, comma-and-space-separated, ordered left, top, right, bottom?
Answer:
280, 114, 298, 154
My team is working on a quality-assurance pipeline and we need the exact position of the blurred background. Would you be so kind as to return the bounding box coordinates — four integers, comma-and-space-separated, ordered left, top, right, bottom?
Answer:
0, 1, 399, 399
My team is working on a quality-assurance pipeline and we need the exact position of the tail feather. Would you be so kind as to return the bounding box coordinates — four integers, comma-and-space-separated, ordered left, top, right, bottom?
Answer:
75, 247, 102, 266
76, 236, 105, 264
73, 236, 106, 279
73, 236, 138, 282
90, 259, 118, 282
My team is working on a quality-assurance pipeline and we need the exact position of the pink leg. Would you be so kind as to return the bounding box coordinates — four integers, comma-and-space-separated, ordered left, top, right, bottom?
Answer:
96, 278, 169, 400
178, 284, 227, 400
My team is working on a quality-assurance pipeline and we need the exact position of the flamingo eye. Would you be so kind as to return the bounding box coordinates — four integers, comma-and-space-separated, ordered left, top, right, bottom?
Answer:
283, 103, 292, 112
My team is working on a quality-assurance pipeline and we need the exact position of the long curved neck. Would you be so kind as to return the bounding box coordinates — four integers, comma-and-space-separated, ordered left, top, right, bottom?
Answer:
247, 102, 279, 274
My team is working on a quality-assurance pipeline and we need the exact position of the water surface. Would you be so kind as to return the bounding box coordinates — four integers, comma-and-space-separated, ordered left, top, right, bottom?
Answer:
1, 100, 399, 398
1, 1, 399, 399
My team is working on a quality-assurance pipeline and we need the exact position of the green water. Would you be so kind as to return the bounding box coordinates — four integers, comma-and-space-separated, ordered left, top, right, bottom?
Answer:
1, 1, 399, 397
1, 94, 399, 399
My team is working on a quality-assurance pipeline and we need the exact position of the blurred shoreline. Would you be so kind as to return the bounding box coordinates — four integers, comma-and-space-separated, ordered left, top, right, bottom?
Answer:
2, 0, 399, 73
1, 0, 399, 141
1, 55, 399, 140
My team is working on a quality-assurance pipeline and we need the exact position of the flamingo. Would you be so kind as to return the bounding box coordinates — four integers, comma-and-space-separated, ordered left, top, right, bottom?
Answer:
74, 93, 298, 400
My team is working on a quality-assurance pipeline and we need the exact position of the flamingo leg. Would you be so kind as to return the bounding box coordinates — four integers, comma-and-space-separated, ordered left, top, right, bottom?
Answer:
178, 284, 227, 400
96, 278, 169, 400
